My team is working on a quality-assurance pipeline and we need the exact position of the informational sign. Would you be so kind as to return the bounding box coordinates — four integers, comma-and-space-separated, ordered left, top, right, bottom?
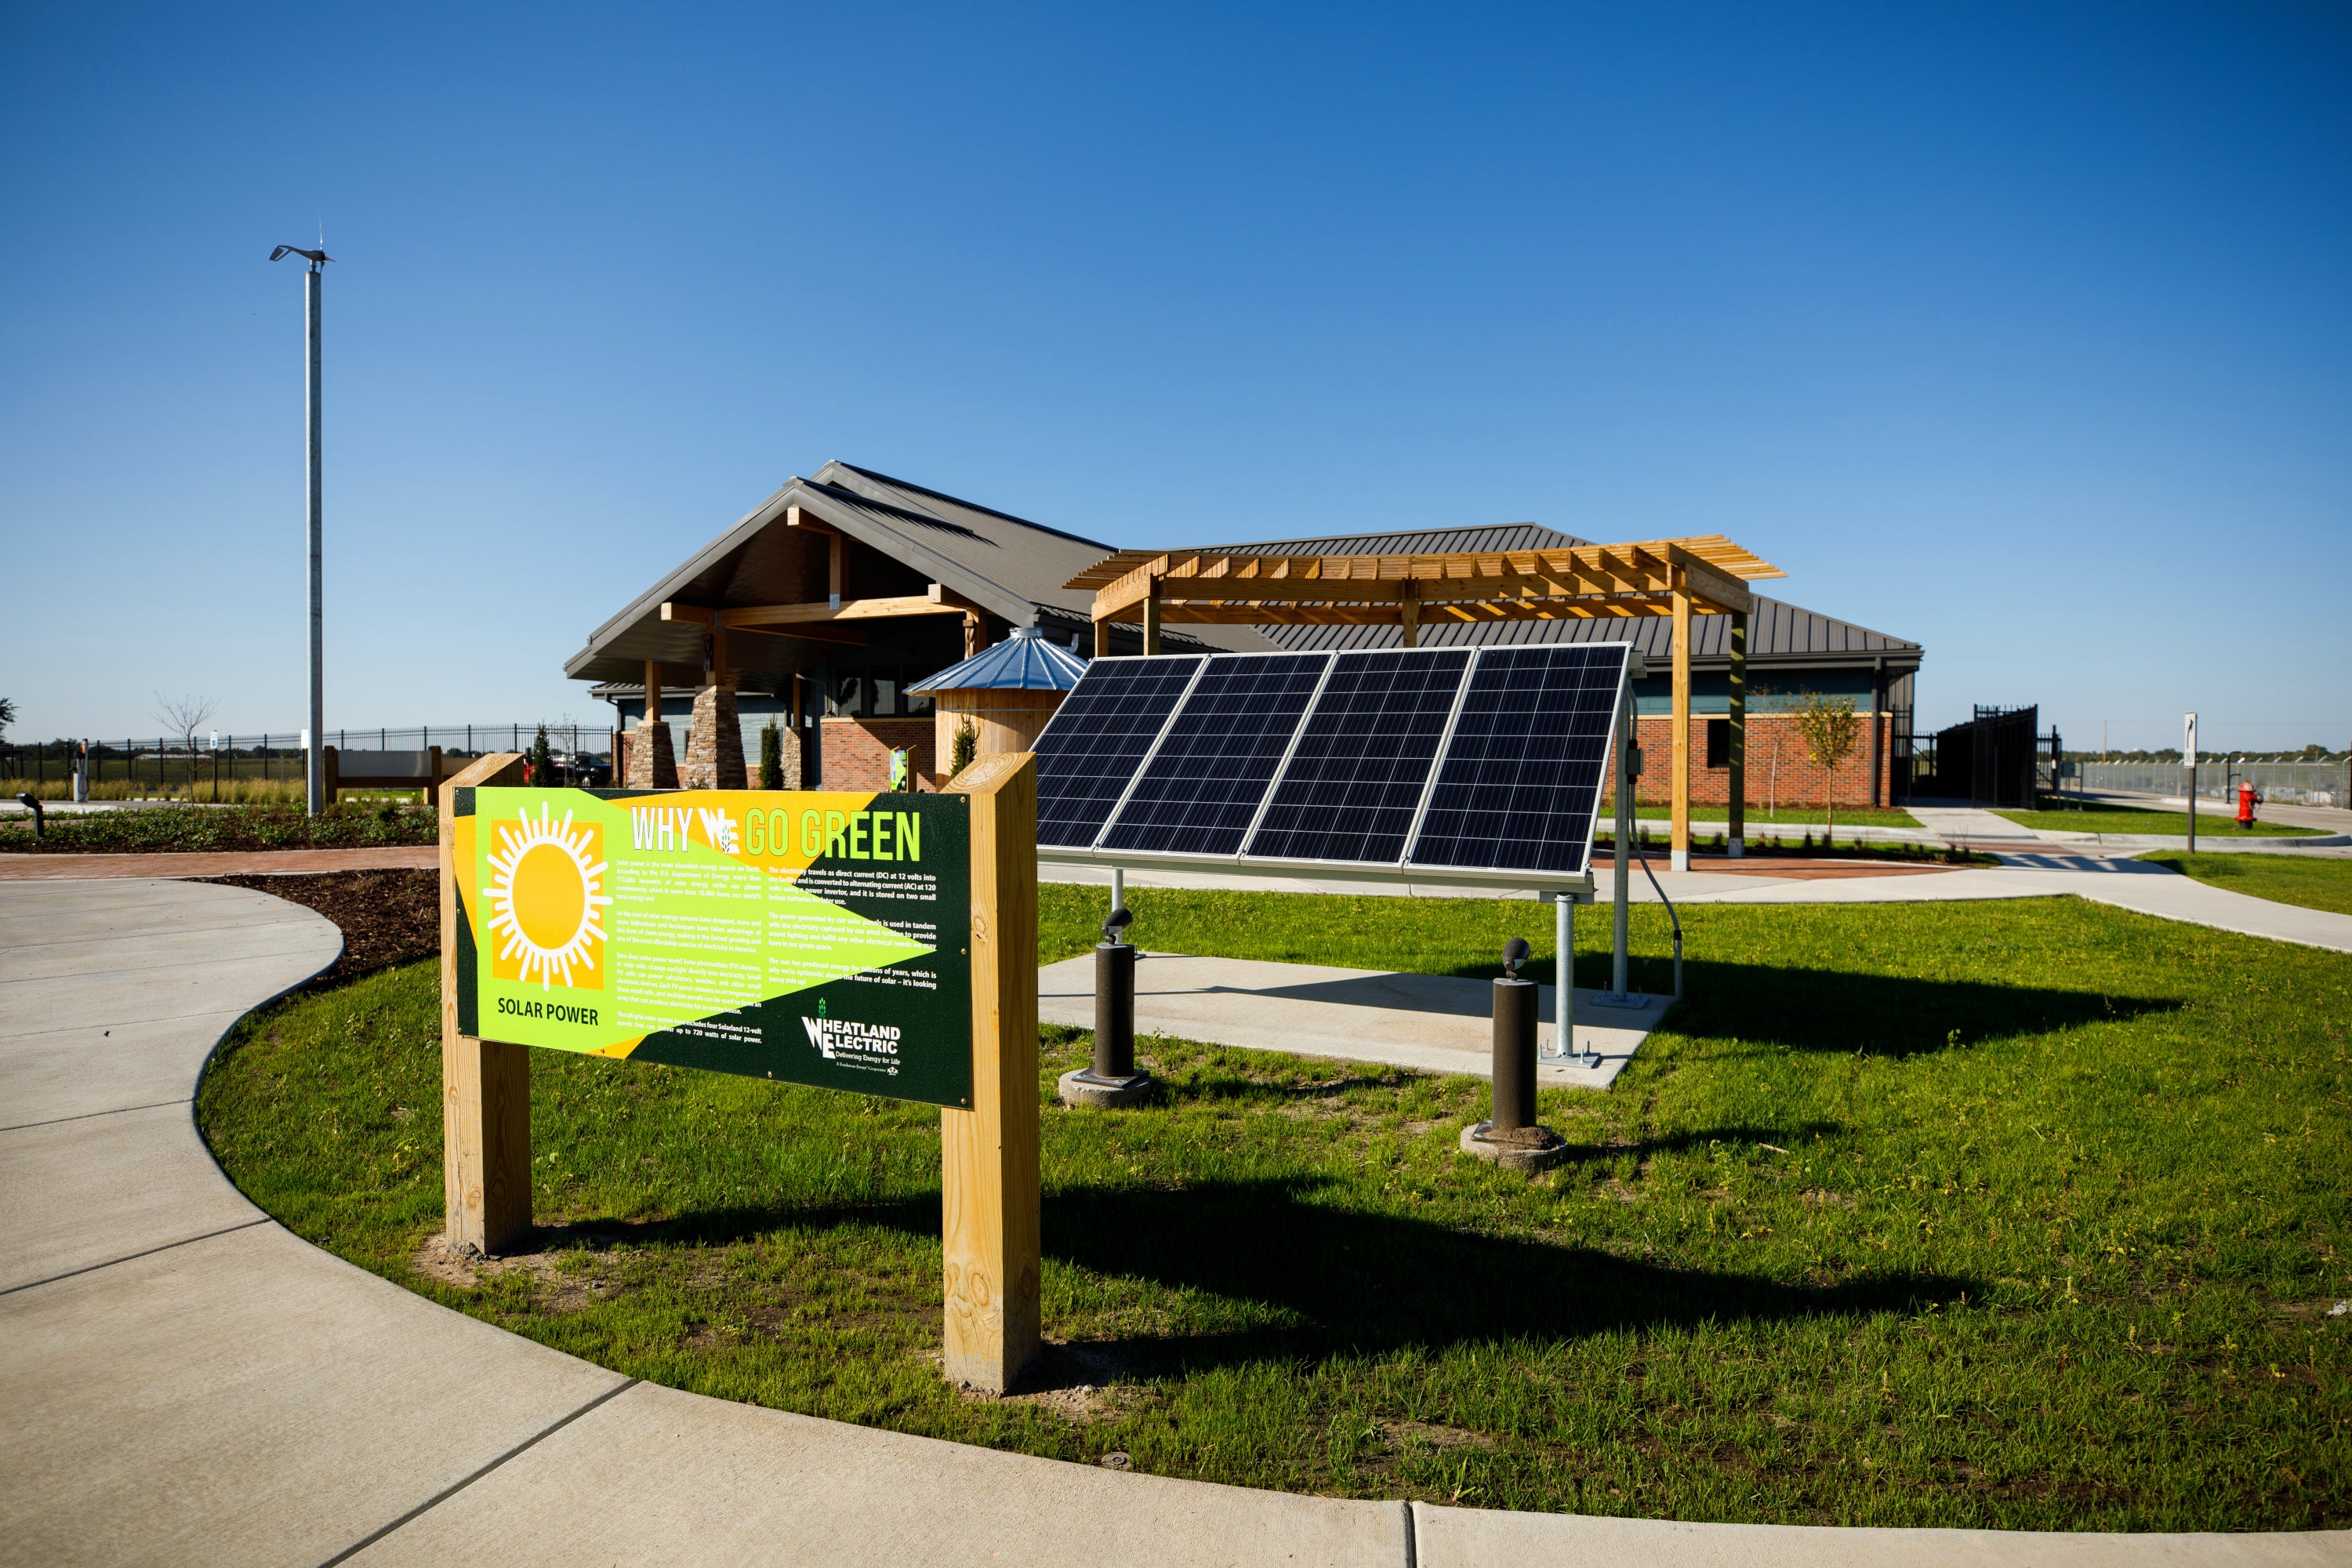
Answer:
2183, 712, 2198, 768
452, 787, 972, 1108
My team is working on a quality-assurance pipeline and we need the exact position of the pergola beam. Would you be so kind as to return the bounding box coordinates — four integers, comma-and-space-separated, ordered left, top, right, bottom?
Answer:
1073, 533, 1783, 873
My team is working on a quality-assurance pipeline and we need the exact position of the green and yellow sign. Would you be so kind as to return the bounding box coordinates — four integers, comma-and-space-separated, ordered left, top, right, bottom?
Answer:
452, 786, 973, 1107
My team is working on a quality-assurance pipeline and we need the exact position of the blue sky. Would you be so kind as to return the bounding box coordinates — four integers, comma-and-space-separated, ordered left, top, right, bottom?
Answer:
3, 2, 2346, 751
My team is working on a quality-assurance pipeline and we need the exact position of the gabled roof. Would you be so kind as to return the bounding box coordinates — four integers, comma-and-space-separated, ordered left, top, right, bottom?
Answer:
563, 463, 1269, 685
909, 629, 1091, 694
566, 475, 1914, 690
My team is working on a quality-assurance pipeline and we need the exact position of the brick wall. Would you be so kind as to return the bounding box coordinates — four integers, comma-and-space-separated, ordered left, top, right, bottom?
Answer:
1619, 713, 1891, 808
820, 718, 937, 793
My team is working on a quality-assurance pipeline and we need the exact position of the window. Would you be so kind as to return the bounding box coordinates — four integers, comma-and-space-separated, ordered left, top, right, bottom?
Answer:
833, 675, 863, 717
1706, 717, 1730, 769
873, 677, 899, 717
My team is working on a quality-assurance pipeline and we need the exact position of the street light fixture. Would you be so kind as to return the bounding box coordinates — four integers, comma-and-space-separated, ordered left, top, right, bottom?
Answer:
271, 242, 332, 816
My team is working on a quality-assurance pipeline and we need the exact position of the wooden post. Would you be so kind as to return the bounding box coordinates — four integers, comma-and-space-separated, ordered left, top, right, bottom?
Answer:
1399, 584, 1419, 649
1092, 617, 1111, 658
1867, 659, 1885, 808
829, 531, 844, 611
964, 611, 989, 660
439, 751, 533, 1254
710, 624, 728, 688
1726, 611, 1747, 858
644, 661, 663, 739
940, 750, 1041, 1392
1141, 577, 1162, 656
1671, 572, 1692, 872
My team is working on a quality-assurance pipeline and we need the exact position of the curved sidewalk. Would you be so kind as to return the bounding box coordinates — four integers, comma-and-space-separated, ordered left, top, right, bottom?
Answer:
0, 880, 2343, 1566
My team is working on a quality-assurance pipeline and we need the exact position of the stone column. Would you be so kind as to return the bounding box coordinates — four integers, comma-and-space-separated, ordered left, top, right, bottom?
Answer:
683, 685, 748, 789
624, 717, 677, 789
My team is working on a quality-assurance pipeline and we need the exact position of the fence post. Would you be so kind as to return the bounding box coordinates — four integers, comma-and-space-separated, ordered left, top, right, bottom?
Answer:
439, 751, 533, 1254
939, 750, 1042, 1393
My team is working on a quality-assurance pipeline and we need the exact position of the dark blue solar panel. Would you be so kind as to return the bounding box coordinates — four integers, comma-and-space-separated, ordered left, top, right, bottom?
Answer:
1098, 653, 1330, 856
1245, 649, 1472, 864
1405, 644, 1628, 877
1032, 656, 1203, 848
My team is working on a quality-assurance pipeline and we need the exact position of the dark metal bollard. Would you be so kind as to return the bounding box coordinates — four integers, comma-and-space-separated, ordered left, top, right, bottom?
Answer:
1058, 906, 1152, 1108
1490, 975, 1537, 1131
1094, 939, 1137, 1079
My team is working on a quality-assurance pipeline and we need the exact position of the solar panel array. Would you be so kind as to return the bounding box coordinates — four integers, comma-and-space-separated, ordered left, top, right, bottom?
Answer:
1030, 642, 1633, 880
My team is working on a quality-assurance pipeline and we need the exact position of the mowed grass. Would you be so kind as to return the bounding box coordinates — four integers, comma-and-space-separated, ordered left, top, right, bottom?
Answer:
2142, 854, 2352, 918
1613, 800, 1923, 830
198, 888, 2351, 1530
1995, 802, 2319, 839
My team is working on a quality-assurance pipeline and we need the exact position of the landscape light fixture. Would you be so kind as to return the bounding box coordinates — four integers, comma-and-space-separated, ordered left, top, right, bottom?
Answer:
271, 241, 332, 815
1501, 937, 1529, 980
1102, 906, 1134, 945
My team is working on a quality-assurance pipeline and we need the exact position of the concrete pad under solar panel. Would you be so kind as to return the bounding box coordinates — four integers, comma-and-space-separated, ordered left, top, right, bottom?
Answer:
1038, 952, 1662, 1090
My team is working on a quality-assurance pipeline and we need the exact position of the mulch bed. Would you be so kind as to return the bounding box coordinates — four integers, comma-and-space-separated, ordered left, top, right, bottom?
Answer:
200, 869, 440, 989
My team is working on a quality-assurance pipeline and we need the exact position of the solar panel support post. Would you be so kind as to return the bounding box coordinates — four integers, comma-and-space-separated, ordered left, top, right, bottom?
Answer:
1611, 670, 1635, 1002
1109, 866, 1123, 917
1726, 612, 1748, 858
1669, 569, 1691, 873
1140, 579, 1162, 656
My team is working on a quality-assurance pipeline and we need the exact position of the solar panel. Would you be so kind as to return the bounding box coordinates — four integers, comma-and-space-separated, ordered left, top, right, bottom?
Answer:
1404, 643, 1629, 877
1031, 655, 1203, 848
1097, 653, 1331, 856
1245, 648, 1472, 865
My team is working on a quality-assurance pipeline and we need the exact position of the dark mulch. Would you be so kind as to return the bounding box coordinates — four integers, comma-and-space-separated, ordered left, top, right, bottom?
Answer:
201, 870, 440, 989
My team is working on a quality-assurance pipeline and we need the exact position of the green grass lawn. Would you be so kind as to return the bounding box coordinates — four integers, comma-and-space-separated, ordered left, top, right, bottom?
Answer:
198, 887, 2350, 1530
0, 801, 435, 852
1994, 802, 2319, 839
2141, 854, 2352, 918
1612, 802, 1923, 830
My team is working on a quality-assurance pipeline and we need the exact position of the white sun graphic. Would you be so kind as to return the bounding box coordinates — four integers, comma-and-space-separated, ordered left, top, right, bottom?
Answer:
485, 804, 611, 990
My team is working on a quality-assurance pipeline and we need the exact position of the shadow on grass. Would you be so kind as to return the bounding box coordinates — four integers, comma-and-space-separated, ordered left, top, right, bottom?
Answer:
524, 1167, 1969, 1385
1394, 958, 2183, 1058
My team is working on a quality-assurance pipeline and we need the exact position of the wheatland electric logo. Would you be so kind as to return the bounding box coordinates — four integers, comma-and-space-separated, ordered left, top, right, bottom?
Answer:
800, 998, 903, 1076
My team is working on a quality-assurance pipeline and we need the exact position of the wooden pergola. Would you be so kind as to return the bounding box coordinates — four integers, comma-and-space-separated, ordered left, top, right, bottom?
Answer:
1064, 536, 1788, 868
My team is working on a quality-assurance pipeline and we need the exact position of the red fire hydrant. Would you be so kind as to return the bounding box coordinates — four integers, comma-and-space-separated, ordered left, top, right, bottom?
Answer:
2237, 779, 2258, 827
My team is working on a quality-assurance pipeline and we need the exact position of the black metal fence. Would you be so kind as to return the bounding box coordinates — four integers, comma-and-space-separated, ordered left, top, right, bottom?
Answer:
1, 725, 613, 797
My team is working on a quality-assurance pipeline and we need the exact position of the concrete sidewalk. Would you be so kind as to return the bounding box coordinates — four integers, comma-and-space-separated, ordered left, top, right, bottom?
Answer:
2, 878, 2343, 1565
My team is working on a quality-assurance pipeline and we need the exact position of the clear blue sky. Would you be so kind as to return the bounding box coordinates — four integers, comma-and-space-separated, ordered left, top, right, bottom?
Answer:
4, 2, 2346, 753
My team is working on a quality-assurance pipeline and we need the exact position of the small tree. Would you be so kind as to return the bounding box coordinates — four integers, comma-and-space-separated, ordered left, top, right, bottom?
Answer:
1789, 690, 1862, 839
759, 719, 783, 789
528, 724, 554, 786
152, 693, 217, 797
0, 695, 15, 739
949, 716, 978, 780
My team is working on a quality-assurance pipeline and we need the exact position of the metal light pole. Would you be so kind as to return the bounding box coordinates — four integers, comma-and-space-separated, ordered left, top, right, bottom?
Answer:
272, 243, 332, 815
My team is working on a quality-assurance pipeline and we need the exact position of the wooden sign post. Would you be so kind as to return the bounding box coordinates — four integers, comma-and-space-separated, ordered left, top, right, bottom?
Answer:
940, 751, 1042, 1392
436, 748, 1043, 1393
438, 751, 532, 1254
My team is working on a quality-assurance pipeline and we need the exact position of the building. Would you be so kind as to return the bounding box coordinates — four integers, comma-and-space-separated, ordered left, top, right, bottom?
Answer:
566, 463, 1922, 806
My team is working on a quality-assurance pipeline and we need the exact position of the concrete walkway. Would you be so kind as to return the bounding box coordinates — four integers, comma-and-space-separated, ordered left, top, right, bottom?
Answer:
3, 877, 2347, 1565
1041, 951, 1665, 1088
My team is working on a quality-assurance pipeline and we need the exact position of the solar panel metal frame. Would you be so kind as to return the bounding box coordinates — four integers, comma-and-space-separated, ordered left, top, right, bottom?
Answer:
1093, 651, 1337, 861
1029, 654, 1208, 849
1400, 641, 1632, 881
1237, 647, 1477, 873
1030, 644, 1642, 892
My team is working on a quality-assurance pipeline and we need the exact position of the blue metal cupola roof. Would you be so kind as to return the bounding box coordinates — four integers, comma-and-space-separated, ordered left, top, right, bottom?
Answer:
908, 627, 1090, 695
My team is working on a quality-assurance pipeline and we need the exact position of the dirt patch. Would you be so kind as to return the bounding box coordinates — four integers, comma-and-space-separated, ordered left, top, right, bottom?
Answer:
201, 869, 438, 988
409, 1235, 631, 1312
1382, 1418, 1497, 1452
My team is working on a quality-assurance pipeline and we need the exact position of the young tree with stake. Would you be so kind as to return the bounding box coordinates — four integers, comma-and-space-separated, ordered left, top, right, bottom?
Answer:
1790, 690, 1863, 840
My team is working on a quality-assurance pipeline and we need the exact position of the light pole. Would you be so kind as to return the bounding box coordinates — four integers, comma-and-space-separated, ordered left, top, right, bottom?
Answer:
271, 244, 332, 815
